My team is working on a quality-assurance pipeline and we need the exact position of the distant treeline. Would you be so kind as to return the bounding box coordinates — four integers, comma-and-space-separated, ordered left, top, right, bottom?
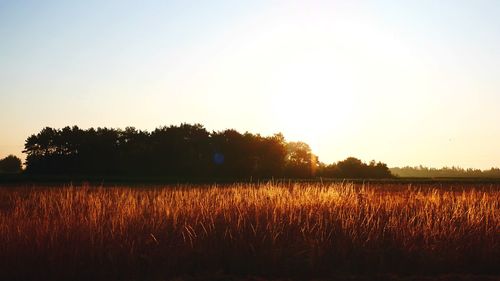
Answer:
21, 124, 392, 179
391, 166, 500, 178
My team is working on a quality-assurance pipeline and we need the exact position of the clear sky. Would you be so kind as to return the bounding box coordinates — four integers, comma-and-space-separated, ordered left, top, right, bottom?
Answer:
1, 0, 499, 169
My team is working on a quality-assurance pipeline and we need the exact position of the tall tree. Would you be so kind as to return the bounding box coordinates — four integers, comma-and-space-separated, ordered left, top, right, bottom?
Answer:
285, 141, 318, 178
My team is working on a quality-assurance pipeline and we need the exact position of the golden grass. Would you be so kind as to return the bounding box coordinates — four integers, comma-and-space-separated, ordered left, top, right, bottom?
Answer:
0, 182, 499, 280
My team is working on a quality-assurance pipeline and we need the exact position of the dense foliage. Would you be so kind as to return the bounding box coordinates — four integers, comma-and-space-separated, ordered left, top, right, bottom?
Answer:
0, 155, 22, 173
23, 124, 392, 179
320, 157, 392, 179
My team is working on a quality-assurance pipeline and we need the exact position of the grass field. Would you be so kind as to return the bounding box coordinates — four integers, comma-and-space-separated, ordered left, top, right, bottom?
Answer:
0, 182, 499, 280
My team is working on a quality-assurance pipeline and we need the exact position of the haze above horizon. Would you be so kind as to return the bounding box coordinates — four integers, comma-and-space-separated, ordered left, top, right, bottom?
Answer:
1, 1, 499, 169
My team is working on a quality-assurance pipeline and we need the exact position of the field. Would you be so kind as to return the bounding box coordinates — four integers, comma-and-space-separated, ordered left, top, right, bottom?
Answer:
0, 182, 499, 280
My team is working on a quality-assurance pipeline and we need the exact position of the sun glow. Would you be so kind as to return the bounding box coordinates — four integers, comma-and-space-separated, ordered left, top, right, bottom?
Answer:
207, 6, 420, 149
268, 71, 356, 146
2, 1, 500, 168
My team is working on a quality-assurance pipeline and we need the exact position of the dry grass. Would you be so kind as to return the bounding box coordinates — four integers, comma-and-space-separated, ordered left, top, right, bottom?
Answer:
0, 182, 499, 280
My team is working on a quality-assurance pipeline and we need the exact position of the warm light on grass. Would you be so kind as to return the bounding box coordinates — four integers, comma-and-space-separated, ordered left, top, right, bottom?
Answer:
0, 183, 498, 280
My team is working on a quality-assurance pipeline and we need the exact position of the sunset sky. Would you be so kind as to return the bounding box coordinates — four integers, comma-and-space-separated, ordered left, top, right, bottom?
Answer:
1, 0, 499, 169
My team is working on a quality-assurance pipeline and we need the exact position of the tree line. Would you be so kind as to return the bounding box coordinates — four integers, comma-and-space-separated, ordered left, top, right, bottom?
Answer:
391, 166, 500, 178
19, 124, 393, 179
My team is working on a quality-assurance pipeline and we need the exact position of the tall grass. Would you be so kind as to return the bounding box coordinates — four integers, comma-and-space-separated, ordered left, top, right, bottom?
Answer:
0, 183, 498, 280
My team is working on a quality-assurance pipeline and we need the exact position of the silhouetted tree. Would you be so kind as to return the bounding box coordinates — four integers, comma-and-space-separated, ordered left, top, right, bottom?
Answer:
0, 155, 22, 173
320, 157, 392, 179
285, 141, 318, 178
211, 129, 250, 177
257, 133, 287, 177
337, 157, 365, 178
22, 124, 392, 179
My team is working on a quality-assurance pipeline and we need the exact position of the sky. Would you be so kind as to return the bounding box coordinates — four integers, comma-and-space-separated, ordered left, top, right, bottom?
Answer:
1, 0, 499, 169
